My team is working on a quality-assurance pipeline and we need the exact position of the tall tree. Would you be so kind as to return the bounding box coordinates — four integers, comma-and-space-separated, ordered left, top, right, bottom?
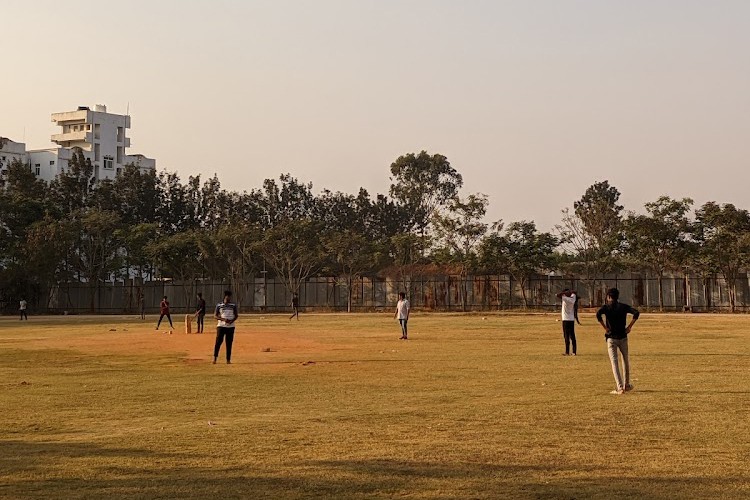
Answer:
431, 194, 489, 311
48, 149, 95, 217
480, 221, 558, 308
693, 202, 750, 312
324, 229, 386, 312
557, 181, 624, 305
71, 210, 124, 312
258, 218, 324, 301
146, 230, 210, 310
261, 174, 316, 224
389, 151, 463, 237
211, 224, 263, 308
622, 196, 693, 311
112, 165, 161, 225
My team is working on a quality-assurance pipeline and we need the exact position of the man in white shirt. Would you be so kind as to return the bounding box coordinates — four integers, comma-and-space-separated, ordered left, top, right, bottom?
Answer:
394, 292, 410, 340
556, 288, 579, 355
19, 299, 28, 320
213, 290, 239, 364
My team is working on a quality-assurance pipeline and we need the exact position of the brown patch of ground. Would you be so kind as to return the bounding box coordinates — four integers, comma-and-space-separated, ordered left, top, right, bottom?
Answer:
1, 316, 334, 369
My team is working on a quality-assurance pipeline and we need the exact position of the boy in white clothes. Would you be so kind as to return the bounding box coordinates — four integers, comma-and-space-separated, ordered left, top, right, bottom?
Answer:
394, 292, 410, 340
556, 288, 579, 355
213, 290, 239, 364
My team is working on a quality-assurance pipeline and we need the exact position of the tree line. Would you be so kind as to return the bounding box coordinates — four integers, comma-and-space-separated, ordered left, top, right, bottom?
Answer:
2, 149, 749, 312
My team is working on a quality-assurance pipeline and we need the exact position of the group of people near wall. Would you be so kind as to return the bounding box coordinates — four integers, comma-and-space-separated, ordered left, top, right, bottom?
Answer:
17, 285, 637, 394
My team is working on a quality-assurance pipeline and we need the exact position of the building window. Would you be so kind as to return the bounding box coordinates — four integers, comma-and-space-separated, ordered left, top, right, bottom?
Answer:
116, 167, 122, 175
50, 160, 55, 166
103, 155, 114, 169
34, 164, 40, 176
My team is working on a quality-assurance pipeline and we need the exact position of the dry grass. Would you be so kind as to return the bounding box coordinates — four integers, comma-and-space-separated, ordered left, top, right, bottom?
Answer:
1, 312, 748, 499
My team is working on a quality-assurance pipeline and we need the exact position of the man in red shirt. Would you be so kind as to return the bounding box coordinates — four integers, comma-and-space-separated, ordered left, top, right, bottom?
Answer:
156, 295, 174, 330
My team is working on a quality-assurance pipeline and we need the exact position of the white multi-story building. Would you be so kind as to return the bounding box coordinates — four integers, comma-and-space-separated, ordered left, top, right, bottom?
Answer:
1, 104, 155, 183
0, 138, 28, 177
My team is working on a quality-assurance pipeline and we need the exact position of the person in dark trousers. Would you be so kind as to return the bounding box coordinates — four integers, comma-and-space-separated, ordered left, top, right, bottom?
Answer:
596, 288, 640, 395
556, 288, 580, 355
156, 295, 173, 330
19, 299, 28, 320
214, 290, 239, 364
136, 287, 145, 320
195, 292, 206, 333
289, 293, 300, 321
394, 292, 410, 339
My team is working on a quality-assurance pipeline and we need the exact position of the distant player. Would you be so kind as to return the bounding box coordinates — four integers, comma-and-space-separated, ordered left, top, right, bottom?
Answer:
596, 288, 640, 394
195, 292, 206, 333
289, 293, 300, 321
136, 287, 145, 320
394, 292, 410, 340
19, 298, 28, 320
214, 290, 239, 364
155, 295, 173, 330
556, 288, 580, 355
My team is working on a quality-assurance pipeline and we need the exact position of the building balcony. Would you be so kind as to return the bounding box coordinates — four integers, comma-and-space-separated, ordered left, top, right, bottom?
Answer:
51, 131, 92, 144
51, 110, 90, 124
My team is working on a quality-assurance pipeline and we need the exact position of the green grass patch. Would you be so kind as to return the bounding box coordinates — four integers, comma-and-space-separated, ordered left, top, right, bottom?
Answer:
1, 313, 748, 499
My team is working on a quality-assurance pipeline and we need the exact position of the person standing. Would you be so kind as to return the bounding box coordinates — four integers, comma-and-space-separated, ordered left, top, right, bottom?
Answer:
19, 298, 28, 320
195, 292, 206, 333
394, 292, 410, 340
289, 293, 300, 321
156, 295, 173, 330
596, 288, 640, 394
556, 288, 580, 355
136, 287, 145, 320
214, 290, 239, 364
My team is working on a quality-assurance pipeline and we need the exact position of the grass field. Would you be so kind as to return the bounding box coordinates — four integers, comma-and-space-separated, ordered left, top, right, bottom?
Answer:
1, 312, 748, 499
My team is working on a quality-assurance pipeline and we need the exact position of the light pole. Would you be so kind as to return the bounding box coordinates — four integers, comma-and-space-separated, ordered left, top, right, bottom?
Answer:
261, 214, 271, 311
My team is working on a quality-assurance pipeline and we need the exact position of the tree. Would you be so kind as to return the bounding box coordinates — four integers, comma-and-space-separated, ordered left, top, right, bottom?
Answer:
111, 165, 161, 225
211, 224, 263, 308
693, 202, 750, 312
48, 149, 95, 217
261, 173, 317, 225
431, 194, 489, 311
25, 217, 78, 310
622, 196, 693, 311
389, 151, 463, 237
71, 210, 124, 312
258, 219, 324, 301
146, 230, 210, 310
157, 171, 189, 233
557, 181, 624, 305
0, 158, 49, 306
573, 180, 624, 251
324, 229, 385, 312
480, 221, 558, 308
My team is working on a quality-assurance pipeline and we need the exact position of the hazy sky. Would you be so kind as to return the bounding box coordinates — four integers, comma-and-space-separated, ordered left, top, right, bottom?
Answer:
2, 0, 749, 230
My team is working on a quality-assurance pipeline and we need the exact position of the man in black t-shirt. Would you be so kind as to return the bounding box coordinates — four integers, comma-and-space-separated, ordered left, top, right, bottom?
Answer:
596, 288, 640, 395
195, 292, 206, 333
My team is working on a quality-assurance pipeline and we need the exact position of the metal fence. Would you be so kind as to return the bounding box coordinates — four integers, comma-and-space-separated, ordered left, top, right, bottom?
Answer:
7, 272, 750, 315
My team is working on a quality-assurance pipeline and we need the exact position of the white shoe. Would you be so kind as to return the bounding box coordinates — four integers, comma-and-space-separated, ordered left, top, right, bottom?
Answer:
610, 389, 624, 395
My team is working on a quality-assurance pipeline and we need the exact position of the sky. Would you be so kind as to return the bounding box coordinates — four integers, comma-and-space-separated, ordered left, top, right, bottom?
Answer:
2, 0, 749, 231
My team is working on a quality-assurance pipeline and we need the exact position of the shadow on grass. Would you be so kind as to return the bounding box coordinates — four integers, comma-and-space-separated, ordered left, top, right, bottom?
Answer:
636, 389, 750, 394
2, 441, 746, 499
